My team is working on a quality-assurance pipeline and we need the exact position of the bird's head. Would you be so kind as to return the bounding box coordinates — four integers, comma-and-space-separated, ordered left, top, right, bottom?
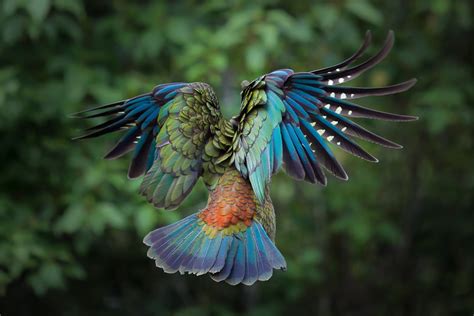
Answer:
240, 80, 250, 89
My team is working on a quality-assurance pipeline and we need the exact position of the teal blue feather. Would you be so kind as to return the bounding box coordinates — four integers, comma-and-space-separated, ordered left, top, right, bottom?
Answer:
287, 124, 316, 182
291, 88, 322, 105
124, 101, 152, 119
271, 126, 283, 173
286, 91, 319, 111
210, 238, 238, 282
267, 90, 286, 112
293, 125, 325, 184
284, 101, 300, 123
300, 119, 347, 179
209, 237, 231, 273
292, 83, 325, 95
137, 106, 157, 124
242, 228, 258, 285
284, 97, 310, 119
226, 240, 246, 285
301, 119, 334, 157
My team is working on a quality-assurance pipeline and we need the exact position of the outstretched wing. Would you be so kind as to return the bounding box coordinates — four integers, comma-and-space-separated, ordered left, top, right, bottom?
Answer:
74, 82, 224, 209
231, 31, 417, 202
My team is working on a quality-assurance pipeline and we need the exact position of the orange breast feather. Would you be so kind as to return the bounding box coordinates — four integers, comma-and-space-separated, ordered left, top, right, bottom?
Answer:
197, 171, 256, 237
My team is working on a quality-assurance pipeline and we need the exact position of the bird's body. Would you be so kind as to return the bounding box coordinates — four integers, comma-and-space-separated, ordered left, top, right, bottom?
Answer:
197, 168, 276, 241
74, 31, 417, 285
143, 167, 282, 285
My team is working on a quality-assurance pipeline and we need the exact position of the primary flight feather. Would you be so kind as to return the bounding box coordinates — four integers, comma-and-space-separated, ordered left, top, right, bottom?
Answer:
74, 30, 417, 285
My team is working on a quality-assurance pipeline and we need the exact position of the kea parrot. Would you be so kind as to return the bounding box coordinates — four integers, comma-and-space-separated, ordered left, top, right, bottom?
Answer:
74, 31, 417, 285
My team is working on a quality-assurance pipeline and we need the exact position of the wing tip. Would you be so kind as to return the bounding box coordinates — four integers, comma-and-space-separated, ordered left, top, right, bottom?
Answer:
69, 100, 125, 118
68, 113, 81, 119
360, 29, 372, 50
387, 30, 395, 43
382, 29, 395, 52
71, 134, 91, 141
393, 112, 419, 122
403, 78, 418, 91
339, 173, 349, 181
384, 141, 404, 149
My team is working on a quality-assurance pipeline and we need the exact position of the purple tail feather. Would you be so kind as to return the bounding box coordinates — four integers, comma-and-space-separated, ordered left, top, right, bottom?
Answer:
143, 213, 286, 285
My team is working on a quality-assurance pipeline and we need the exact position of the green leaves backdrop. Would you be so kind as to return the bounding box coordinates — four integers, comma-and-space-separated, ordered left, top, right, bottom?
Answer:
0, 0, 472, 315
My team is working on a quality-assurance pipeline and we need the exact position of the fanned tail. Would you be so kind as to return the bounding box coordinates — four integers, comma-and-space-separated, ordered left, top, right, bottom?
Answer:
144, 213, 286, 286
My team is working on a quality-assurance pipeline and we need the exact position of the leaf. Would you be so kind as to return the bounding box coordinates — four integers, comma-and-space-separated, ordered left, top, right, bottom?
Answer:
134, 206, 159, 236
245, 44, 265, 72
345, 0, 382, 25
26, 0, 51, 23
54, 205, 84, 234
28, 262, 65, 295
52, 0, 84, 17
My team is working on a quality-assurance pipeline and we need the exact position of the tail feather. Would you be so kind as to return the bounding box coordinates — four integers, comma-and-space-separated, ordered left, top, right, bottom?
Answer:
144, 213, 286, 285
226, 242, 246, 285
210, 238, 238, 282
255, 223, 286, 271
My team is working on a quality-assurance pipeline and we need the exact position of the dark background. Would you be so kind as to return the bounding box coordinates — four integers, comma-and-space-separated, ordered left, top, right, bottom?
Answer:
0, 0, 473, 315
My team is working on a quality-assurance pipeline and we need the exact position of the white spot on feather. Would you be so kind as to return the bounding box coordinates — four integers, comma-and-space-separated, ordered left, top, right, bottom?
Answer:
350, 93, 355, 97
317, 129, 325, 135
342, 127, 347, 132
341, 93, 347, 99
337, 142, 341, 145
338, 78, 344, 83
331, 121, 338, 125
310, 122, 316, 127
325, 104, 330, 109
327, 136, 334, 142
336, 68, 340, 72
328, 80, 334, 85
330, 92, 335, 97
348, 110, 353, 115
336, 107, 342, 114
322, 116, 327, 119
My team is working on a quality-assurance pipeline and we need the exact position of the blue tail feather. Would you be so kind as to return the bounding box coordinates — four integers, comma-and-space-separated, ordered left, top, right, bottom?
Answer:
164, 228, 201, 273
251, 222, 274, 281
209, 236, 231, 273
242, 227, 259, 285
144, 213, 286, 285
210, 238, 239, 282
191, 236, 213, 275
160, 223, 201, 273
148, 222, 196, 269
256, 224, 287, 269
226, 241, 246, 285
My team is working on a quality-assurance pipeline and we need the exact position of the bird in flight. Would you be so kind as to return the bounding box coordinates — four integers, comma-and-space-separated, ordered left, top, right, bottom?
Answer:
74, 31, 417, 285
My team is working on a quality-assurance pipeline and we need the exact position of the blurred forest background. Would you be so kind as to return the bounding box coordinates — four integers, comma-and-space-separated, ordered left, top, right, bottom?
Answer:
0, 0, 473, 315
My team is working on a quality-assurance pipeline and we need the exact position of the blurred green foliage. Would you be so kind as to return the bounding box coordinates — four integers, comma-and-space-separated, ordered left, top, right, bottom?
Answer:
0, 0, 473, 315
